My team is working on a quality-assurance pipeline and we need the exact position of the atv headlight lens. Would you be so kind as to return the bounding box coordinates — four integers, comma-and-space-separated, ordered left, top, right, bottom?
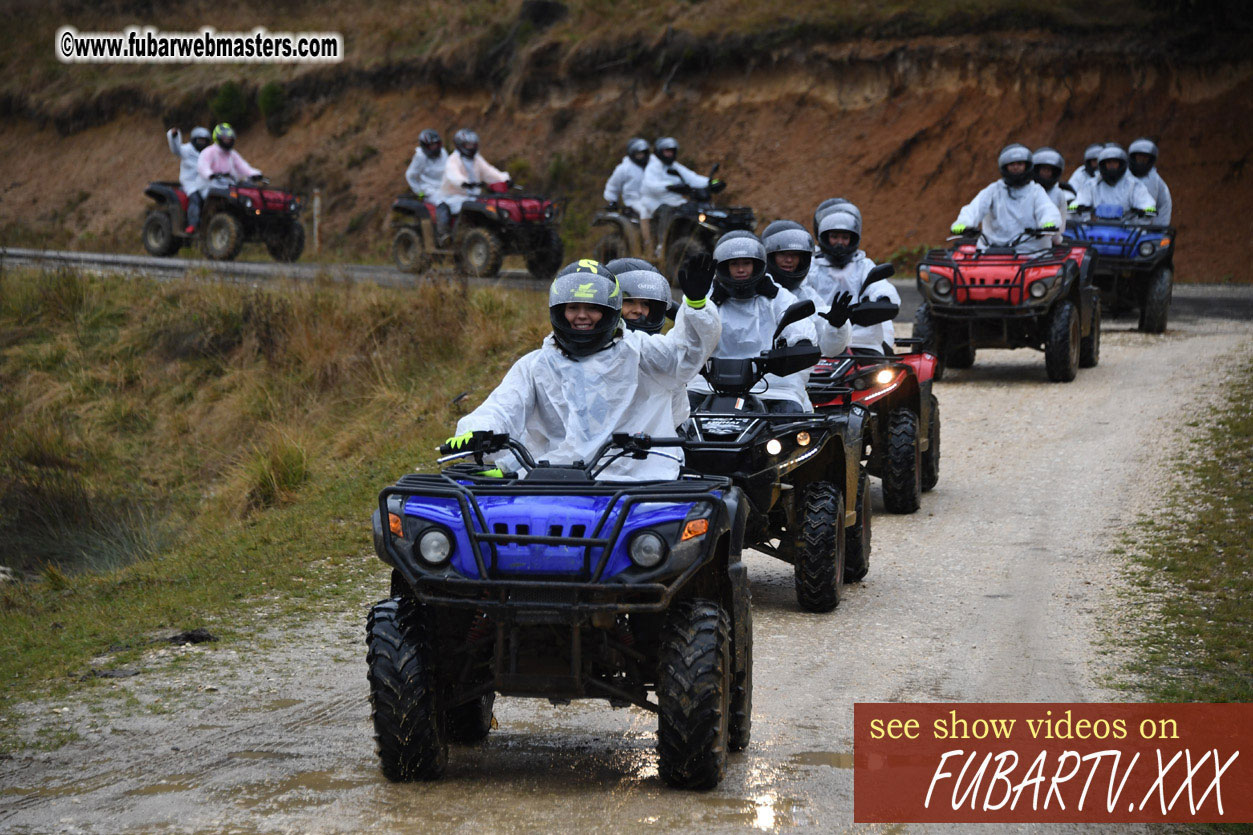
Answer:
1138, 241, 1156, 257
629, 531, 666, 568
241, 197, 253, 209
796, 431, 811, 446
698, 212, 707, 222
1028, 280, 1049, 299
918, 265, 931, 282
932, 276, 952, 296
766, 438, 783, 455
874, 368, 895, 385
417, 528, 452, 565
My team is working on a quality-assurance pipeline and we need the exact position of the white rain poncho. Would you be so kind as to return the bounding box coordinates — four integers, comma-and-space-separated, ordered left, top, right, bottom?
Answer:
602, 156, 647, 215
639, 156, 710, 217
955, 180, 1062, 253
1044, 183, 1070, 243
456, 302, 720, 481
806, 252, 900, 353
167, 128, 208, 197
439, 150, 510, 214
405, 146, 448, 198
1134, 168, 1173, 225
686, 287, 818, 410
1068, 166, 1097, 195
787, 276, 852, 356
1074, 175, 1156, 216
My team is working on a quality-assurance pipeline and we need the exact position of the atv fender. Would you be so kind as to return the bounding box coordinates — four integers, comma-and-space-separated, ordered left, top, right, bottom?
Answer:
591, 212, 644, 255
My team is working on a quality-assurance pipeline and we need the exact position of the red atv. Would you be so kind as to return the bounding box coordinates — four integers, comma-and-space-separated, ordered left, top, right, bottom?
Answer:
142, 175, 304, 262
808, 339, 941, 521
913, 229, 1099, 382
391, 181, 563, 280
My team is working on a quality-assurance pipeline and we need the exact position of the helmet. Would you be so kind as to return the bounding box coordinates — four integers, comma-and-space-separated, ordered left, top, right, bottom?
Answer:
1097, 144, 1129, 185
816, 210, 861, 268
419, 128, 442, 159
626, 137, 650, 168
453, 128, 480, 159
1082, 143, 1103, 175
212, 123, 236, 151
549, 260, 622, 357
812, 197, 861, 239
1032, 146, 1065, 191
654, 136, 678, 166
998, 143, 1033, 188
1128, 137, 1159, 178
190, 126, 211, 152
712, 233, 767, 299
606, 257, 670, 334
762, 221, 814, 291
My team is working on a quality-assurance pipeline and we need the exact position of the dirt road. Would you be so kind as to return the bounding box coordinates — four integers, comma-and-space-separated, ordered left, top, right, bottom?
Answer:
2, 293, 1250, 834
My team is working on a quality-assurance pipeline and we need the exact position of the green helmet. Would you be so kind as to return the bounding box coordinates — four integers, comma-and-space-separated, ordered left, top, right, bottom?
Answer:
212, 123, 236, 151
549, 260, 622, 357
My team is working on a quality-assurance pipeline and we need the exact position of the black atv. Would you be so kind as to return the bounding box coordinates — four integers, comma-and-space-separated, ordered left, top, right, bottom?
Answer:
681, 301, 870, 612
142, 175, 304, 262
591, 164, 755, 282
390, 181, 564, 280
369, 431, 750, 789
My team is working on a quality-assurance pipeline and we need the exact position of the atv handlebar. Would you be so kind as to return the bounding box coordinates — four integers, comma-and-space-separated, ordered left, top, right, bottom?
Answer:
947, 227, 1053, 247
437, 431, 685, 477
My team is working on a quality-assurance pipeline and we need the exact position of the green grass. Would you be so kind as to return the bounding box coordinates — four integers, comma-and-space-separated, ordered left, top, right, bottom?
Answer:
0, 266, 548, 745
1118, 350, 1253, 703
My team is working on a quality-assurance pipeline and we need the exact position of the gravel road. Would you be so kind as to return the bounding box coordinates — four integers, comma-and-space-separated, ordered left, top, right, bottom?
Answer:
2, 293, 1250, 834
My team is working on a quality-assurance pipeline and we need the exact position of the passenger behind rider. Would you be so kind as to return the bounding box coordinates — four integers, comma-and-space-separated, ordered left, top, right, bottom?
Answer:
195, 123, 261, 229
445, 259, 719, 481
1128, 137, 1172, 226
436, 129, 510, 246
951, 143, 1061, 252
167, 125, 211, 234
685, 233, 818, 414
1032, 146, 1071, 244
1070, 144, 1156, 221
808, 208, 900, 355
762, 220, 853, 356
639, 137, 718, 256
603, 138, 650, 218
1068, 143, 1104, 194
405, 128, 449, 213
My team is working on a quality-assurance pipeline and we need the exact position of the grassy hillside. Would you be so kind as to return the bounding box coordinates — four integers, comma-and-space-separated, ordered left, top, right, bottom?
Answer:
0, 265, 546, 724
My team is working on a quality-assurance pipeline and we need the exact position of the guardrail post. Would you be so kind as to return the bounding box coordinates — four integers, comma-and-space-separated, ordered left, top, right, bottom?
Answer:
313, 189, 321, 254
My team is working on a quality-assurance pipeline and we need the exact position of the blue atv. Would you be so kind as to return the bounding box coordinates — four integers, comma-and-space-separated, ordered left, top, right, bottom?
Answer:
1064, 203, 1175, 333
367, 432, 751, 790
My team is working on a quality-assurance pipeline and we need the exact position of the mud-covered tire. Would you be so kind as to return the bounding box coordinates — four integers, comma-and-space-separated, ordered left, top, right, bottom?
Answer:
1139, 266, 1172, 334
882, 408, 922, 514
921, 393, 941, 492
142, 210, 180, 257
1080, 296, 1101, 368
1044, 299, 1080, 383
264, 219, 304, 263
457, 226, 504, 278
592, 228, 630, 264
844, 468, 871, 583
446, 693, 495, 744
728, 595, 752, 753
794, 482, 846, 612
366, 598, 447, 781
524, 227, 564, 281
392, 227, 429, 273
944, 333, 976, 370
665, 234, 710, 285
657, 600, 731, 790
202, 212, 244, 261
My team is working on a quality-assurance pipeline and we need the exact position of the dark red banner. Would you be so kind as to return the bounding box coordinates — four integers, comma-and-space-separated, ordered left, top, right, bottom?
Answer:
855, 703, 1253, 823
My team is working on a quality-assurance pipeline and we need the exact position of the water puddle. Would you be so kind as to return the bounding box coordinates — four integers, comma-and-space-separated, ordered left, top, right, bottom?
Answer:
787, 750, 854, 769
227, 750, 298, 760
229, 768, 376, 812
124, 773, 198, 796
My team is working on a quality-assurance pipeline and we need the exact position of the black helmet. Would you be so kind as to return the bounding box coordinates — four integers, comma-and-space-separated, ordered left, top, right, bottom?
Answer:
1128, 137, 1159, 178
712, 233, 768, 299
212, 123, 236, 151
762, 220, 813, 291
190, 126, 211, 153
626, 137, 649, 168
454, 128, 479, 159
1031, 146, 1065, 191
812, 197, 861, 240
606, 257, 670, 334
998, 143, 1033, 188
549, 260, 622, 357
1097, 145, 1129, 185
816, 210, 861, 268
419, 128, 442, 159
654, 136, 678, 166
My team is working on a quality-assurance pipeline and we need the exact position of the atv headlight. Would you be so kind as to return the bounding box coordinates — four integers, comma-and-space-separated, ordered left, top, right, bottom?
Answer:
932, 276, 952, 296
417, 528, 452, 565
918, 265, 931, 282
698, 212, 707, 222
629, 531, 666, 568
241, 197, 253, 209
1028, 280, 1049, 299
874, 368, 896, 385
1138, 241, 1156, 257
766, 438, 783, 456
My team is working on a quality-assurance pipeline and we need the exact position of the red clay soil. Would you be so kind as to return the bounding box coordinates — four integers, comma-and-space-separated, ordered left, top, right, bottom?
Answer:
2, 35, 1250, 281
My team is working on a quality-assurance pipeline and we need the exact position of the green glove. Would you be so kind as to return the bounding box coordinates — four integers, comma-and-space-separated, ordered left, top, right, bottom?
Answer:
445, 431, 474, 451
1040, 222, 1058, 232
1067, 202, 1080, 212
1144, 206, 1157, 216
416, 190, 426, 200
475, 467, 504, 478
950, 222, 967, 235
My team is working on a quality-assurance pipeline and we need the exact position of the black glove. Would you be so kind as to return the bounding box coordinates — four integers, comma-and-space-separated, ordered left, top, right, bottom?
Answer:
666, 183, 691, 195
848, 298, 900, 327
677, 252, 715, 303
822, 291, 855, 327
605, 201, 619, 212
249, 173, 264, 182
709, 179, 727, 193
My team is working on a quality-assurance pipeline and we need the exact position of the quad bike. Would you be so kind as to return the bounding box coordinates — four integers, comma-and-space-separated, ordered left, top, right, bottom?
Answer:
142, 175, 304, 262
913, 229, 1100, 383
1063, 203, 1176, 333
369, 431, 751, 790
680, 300, 869, 611
591, 164, 755, 282
390, 181, 564, 280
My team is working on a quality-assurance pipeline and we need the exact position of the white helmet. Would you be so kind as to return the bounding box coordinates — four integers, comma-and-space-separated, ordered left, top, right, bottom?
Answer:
816, 210, 861, 267
1128, 137, 1159, 178
1032, 146, 1065, 190
998, 143, 1033, 188
762, 221, 813, 291
712, 233, 767, 299
1097, 144, 1129, 185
